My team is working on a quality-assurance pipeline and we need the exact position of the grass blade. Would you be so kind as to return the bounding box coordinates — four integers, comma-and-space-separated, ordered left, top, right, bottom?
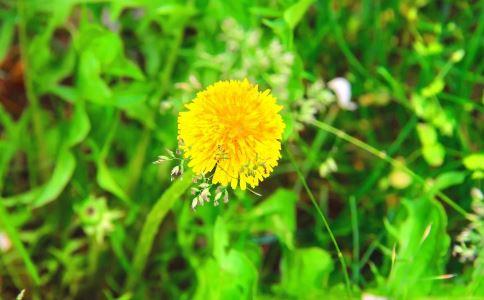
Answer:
286, 148, 352, 295
0, 200, 40, 285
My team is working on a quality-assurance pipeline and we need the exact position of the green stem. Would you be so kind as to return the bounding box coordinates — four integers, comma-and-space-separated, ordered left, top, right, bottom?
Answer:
310, 119, 472, 220
349, 196, 359, 286
286, 148, 353, 295
295, 107, 338, 194
18, 0, 46, 182
126, 170, 193, 291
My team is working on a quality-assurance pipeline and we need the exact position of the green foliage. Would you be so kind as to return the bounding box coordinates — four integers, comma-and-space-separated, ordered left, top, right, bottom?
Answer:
276, 247, 334, 298
0, 0, 482, 299
386, 198, 450, 298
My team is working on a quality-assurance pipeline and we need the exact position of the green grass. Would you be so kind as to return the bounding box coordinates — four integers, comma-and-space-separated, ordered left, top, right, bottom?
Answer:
0, 0, 483, 299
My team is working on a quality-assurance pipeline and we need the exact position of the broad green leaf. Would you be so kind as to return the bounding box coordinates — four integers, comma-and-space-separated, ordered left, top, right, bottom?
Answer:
283, 0, 314, 30
33, 147, 76, 207
417, 123, 438, 146
96, 160, 129, 203
422, 79, 445, 98
78, 51, 112, 103
157, 4, 198, 17
247, 189, 297, 249
386, 198, 450, 298
417, 123, 445, 166
66, 101, 90, 147
0, 14, 15, 61
276, 247, 334, 298
213, 216, 229, 261
427, 171, 466, 196
194, 251, 258, 300
463, 153, 484, 170
421, 143, 445, 167
464, 153, 484, 179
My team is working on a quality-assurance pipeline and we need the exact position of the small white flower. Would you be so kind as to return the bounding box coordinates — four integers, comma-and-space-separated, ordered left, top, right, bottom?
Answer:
471, 187, 483, 201
0, 232, 11, 252
327, 77, 357, 111
362, 294, 387, 300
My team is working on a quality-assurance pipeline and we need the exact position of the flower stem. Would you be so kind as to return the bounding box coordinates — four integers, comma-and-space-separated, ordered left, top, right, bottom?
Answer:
126, 170, 193, 291
286, 148, 353, 295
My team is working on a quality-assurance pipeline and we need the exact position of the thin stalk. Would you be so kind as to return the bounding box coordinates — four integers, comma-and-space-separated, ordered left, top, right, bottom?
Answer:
286, 148, 352, 295
295, 106, 338, 194
17, 0, 46, 181
126, 170, 193, 291
349, 196, 359, 286
310, 119, 472, 220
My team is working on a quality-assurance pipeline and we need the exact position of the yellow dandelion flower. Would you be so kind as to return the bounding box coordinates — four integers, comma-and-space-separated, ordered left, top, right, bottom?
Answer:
178, 79, 285, 190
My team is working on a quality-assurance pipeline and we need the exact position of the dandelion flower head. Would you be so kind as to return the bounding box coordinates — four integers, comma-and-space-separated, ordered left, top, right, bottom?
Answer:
178, 79, 285, 190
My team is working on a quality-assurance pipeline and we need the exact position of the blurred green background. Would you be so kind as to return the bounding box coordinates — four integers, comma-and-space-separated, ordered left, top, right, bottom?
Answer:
0, 0, 483, 299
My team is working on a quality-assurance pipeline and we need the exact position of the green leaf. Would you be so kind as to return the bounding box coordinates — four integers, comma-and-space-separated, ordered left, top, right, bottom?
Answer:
427, 171, 466, 196
283, 0, 314, 30
33, 147, 76, 207
126, 170, 194, 289
276, 247, 334, 298
417, 123, 445, 166
78, 51, 112, 103
422, 79, 445, 98
417, 123, 438, 146
386, 198, 450, 298
0, 202, 41, 285
96, 160, 129, 203
0, 14, 15, 61
213, 216, 229, 261
248, 189, 297, 249
463, 153, 484, 170
66, 101, 90, 147
156, 4, 198, 17
421, 143, 445, 167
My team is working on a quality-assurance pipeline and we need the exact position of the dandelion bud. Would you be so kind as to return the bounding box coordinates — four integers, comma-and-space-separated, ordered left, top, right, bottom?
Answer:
200, 188, 211, 202
191, 197, 199, 210
214, 190, 222, 202
171, 166, 183, 180
223, 190, 229, 203
154, 155, 170, 164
